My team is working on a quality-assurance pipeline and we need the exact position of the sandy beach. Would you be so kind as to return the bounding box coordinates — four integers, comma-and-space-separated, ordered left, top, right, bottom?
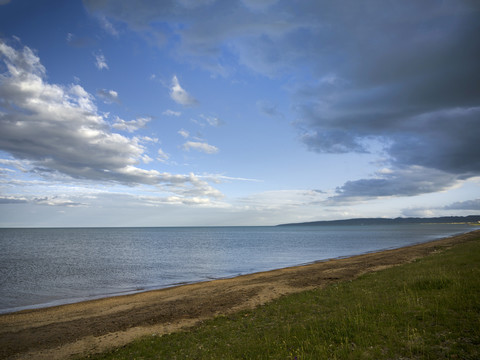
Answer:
1, 229, 479, 360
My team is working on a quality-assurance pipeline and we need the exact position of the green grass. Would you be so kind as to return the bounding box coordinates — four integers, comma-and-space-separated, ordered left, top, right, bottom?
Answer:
87, 238, 480, 359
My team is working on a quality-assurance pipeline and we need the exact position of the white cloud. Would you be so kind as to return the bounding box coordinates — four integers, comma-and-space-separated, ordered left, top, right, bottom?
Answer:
33, 196, 86, 207
170, 75, 198, 106
200, 174, 263, 184
140, 136, 159, 143
178, 129, 190, 138
141, 154, 153, 164
97, 88, 119, 103
157, 148, 170, 162
94, 51, 108, 70
182, 141, 219, 154
238, 189, 325, 209
0, 158, 30, 172
401, 207, 435, 218
163, 109, 181, 117
180, 173, 223, 198
99, 15, 118, 36
200, 114, 224, 127
112, 116, 151, 132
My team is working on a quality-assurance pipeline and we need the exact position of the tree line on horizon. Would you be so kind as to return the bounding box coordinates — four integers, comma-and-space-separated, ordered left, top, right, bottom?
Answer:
279, 215, 480, 227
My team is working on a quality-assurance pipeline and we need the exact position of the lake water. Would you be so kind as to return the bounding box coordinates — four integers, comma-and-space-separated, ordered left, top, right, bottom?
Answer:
0, 224, 475, 314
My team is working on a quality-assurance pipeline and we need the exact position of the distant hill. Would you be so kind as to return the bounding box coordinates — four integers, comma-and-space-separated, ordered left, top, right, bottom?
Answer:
278, 215, 480, 227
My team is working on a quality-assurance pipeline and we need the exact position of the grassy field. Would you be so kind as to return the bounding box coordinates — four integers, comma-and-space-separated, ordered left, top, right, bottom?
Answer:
87, 237, 480, 359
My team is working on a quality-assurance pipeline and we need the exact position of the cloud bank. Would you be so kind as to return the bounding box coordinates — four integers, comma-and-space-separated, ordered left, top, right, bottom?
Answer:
0, 40, 220, 200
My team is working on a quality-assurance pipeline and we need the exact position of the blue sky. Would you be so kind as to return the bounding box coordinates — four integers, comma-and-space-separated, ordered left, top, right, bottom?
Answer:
0, 0, 479, 227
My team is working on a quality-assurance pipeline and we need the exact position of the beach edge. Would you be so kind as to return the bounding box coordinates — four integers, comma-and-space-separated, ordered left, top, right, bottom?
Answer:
1, 229, 479, 360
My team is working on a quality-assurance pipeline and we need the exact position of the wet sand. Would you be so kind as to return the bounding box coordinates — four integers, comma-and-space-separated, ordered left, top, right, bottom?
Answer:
1, 229, 479, 360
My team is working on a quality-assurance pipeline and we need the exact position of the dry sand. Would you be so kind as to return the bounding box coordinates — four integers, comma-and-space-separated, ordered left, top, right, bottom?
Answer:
1, 229, 479, 360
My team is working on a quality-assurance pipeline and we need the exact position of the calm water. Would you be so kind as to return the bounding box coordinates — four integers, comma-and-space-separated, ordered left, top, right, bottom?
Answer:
0, 224, 475, 314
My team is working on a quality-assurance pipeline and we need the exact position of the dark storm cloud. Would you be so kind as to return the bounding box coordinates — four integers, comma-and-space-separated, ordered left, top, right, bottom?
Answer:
331, 166, 460, 202
444, 199, 480, 211
387, 108, 480, 175
289, 1, 480, 198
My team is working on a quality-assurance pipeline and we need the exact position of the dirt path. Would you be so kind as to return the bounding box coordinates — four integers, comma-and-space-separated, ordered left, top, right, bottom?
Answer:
1, 229, 479, 360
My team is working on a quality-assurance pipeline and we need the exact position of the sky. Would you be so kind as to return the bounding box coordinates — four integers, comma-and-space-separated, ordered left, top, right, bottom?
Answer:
0, 0, 479, 227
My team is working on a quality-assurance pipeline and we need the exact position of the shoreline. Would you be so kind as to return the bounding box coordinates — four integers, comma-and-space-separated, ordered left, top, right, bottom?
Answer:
1, 229, 479, 360
2, 227, 475, 316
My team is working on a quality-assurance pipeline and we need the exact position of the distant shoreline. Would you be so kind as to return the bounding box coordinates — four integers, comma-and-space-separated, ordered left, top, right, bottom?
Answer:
278, 215, 480, 227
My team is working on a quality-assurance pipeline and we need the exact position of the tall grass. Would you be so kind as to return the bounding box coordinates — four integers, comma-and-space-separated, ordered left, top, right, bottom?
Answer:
88, 238, 480, 359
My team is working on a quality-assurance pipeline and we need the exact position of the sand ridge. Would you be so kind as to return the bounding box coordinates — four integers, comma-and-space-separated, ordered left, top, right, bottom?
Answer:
1, 229, 479, 359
